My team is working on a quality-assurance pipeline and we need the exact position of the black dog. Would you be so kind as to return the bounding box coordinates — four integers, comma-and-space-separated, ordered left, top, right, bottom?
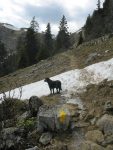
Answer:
44, 78, 62, 94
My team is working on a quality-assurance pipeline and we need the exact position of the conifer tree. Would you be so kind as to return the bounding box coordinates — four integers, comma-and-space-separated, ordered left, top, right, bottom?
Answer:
44, 23, 53, 57
97, 0, 101, 10
0, 41, 7, 62
56, 15, 70, 51
0, 41, 8, 76
86, 15, 91, 27
30, 16, 39, 32
25, 16, 39, 65
85, 14, 92, 34
38, 23, 53, 60
18, 17, 40, 67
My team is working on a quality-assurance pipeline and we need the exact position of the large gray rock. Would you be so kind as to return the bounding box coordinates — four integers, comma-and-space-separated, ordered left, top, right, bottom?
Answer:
38, 105, 56, 131
96, 114, 113, 135
39, 132, 52, 145
55, 104, 70, 131
38, 104, 72, 131
29, 96, 43, 117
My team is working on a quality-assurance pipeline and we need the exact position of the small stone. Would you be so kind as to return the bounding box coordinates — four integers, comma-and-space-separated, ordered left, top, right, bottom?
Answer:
39, 132, 52, 145
85, 130, 104, 143
25, 146, 39, 150
104, 101, 113, 112
74, 121, 90, 128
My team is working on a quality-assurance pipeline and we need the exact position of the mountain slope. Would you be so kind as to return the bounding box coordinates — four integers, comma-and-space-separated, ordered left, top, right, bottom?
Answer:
0, 23, 25, 54
1, 57, 113, 100
0, 34, 113, 93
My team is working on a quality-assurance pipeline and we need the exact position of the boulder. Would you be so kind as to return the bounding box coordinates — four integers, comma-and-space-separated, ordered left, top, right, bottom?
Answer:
39, 132, 52, 145
85, 130, 104, 143
96, 114, 113, 135
104, 101, 113, 112
29, 96, 43, 117
38, 104, 73, 131
38, 105, 56, 131
55, 104, 71, 131
79, 141, 105, 150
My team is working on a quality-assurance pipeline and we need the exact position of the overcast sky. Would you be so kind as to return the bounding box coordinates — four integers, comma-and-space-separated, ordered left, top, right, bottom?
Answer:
0, 0, 105, 34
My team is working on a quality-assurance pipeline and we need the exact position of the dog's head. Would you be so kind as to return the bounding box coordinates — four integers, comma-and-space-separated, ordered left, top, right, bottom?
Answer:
44, 78, 49, 82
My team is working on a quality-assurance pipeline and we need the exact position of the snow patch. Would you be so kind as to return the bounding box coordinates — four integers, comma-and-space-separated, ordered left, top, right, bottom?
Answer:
3, 23, 20, 31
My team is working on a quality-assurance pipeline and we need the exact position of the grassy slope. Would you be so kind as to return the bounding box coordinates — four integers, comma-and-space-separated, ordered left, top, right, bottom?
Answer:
0, 36, 113, 92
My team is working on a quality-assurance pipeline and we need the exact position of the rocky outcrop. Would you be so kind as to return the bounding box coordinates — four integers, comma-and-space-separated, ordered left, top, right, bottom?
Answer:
96, 114, 113, 135
29, 96, 43, 117
1, 94, 113, 150
37, 104, 80, 132
39, 132, 52, 145
84, 0, 113, 41
0, 24, 25, 54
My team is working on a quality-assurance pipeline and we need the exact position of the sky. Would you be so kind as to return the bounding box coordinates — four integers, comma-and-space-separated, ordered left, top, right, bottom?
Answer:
0, 0, 105, 34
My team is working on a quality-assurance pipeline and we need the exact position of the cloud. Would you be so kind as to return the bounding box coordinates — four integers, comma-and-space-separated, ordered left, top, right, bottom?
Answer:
23, 3, 67, 23
0, 0, 105, 34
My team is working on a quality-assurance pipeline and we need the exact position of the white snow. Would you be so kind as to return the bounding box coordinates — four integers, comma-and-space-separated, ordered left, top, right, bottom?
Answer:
1, 57, 113, 101
3, 24, 20, 31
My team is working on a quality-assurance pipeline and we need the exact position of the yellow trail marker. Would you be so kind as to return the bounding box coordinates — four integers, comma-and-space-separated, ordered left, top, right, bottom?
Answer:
59, 110, 67, 123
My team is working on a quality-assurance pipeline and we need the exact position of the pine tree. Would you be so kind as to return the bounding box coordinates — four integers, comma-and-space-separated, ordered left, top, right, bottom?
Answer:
56, 15, 70, 51
97, 0, 101, 10
18, 45, 29, 68
18, 17, 40, 67
37, 23, 54, 60
0, 41, 7, 62
0, 41, 8, 76
30, 16, 39, 32
25, 17, 39, 65
44, 23, 53, 57
85, 14, 92, 34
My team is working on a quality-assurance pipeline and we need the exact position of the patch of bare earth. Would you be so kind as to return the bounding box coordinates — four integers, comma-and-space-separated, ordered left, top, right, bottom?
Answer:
79, 79, 113, 117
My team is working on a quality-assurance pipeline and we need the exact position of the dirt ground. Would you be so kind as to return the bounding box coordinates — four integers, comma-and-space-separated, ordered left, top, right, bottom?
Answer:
79, 79, 113, 116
